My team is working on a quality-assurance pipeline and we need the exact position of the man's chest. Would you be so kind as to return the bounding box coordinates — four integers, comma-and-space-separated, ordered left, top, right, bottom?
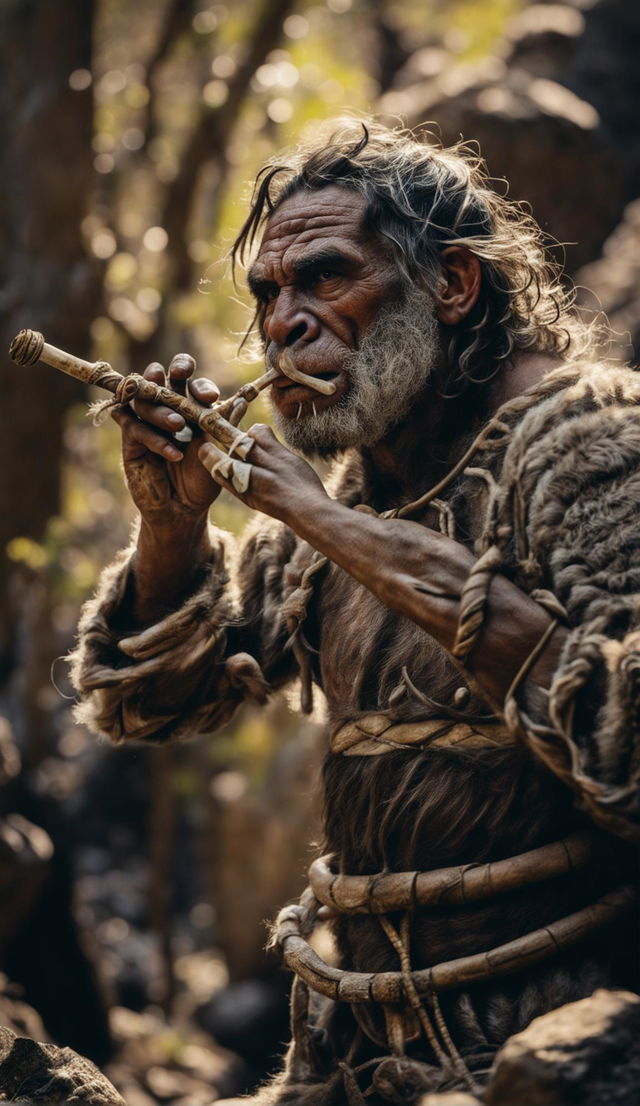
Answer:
311, 553, 463, 717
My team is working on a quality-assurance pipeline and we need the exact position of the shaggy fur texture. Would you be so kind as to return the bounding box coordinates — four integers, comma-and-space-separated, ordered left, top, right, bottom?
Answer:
70, 360, 640, 1103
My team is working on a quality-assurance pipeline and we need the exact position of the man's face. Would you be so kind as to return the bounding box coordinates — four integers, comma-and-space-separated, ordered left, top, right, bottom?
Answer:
248, 185, 441, 455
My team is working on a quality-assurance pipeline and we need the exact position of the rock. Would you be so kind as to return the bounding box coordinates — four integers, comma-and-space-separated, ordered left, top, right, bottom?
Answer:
484, 988, 640, 1106
0, 975, 47, 1042
576, 197, 640, 363
206, 719, 323, 982
0, 1025, 124, 1105
382, 0, 640, 275
506, 2, 587, 79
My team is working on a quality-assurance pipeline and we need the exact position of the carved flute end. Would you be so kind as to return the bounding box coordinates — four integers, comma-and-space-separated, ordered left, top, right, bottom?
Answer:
9, 329, 45, 366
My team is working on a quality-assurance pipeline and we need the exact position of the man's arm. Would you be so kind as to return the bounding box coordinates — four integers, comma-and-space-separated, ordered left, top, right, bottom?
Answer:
284, 500, 566, 709
200, 425, 563, 709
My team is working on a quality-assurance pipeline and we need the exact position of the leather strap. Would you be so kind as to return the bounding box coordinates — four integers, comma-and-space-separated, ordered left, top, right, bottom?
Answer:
330, 711, 515, 756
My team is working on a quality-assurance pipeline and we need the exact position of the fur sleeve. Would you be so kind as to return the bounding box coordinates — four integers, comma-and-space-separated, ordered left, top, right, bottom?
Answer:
495, 363, 640, 841
69, 516, 298, 745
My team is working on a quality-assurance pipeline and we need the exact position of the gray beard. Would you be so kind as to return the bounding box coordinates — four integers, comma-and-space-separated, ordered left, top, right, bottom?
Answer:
271, 286, 441, 458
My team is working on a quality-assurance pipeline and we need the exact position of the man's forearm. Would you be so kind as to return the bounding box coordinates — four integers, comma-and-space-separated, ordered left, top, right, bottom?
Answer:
287, 495, 565, 707
132, 515, 214, 627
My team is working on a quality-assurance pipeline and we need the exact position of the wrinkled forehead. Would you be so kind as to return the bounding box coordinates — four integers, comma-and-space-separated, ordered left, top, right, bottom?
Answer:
255, 185, 372, 268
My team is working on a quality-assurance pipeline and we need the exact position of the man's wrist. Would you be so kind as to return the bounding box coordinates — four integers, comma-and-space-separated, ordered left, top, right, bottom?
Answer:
132, 514, 214, 626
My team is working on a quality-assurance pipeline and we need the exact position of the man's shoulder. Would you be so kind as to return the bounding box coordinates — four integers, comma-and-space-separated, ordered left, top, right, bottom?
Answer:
488, 357, 640, 518
514, 358, 640, 442
499, 358, 640, 515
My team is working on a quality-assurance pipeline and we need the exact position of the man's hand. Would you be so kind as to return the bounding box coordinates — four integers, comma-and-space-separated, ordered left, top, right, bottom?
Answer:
111, 353, 221, 627
112, 354, 221, 531
199, 424, 329, 525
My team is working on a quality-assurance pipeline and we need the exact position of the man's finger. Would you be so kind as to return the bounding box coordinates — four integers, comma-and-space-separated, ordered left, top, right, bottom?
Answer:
131, 396, 187, 434
125, 361, 186, 433
188, 377, 219, 405
112, 406, 183, 462
199, 441, 232, 483
143, 362, 166, 384
168, 353, 196, 395
247, 422, 277, 446
199, 442, 252, 494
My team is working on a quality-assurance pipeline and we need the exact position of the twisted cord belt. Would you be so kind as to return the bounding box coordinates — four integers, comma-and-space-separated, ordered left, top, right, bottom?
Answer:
275, 714, 636, 1095
274, 830, 635, 1097
274, 834, 635, 1005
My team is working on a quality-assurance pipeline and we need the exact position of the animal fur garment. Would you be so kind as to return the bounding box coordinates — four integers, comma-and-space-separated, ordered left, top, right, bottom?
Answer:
69, 360, 640, 1100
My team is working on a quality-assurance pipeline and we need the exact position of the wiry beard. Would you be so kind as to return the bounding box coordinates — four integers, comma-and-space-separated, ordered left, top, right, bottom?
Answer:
271, 286, 441, 458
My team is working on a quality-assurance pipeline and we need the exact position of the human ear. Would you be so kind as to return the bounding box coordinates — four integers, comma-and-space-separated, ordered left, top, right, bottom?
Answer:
436, 246, 481, 325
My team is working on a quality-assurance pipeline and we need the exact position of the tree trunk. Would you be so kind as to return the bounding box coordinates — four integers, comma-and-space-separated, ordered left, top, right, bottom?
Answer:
0, 0, 102, 702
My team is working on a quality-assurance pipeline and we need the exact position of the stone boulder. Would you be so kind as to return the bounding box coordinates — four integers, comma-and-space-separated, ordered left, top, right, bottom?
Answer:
381, 0, 640, 274
484, 988, 640, 1106
0, 1025, 124, 1105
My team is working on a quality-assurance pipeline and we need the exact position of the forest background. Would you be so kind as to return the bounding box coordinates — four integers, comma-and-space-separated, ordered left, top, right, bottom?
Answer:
0, 1, 638, 1103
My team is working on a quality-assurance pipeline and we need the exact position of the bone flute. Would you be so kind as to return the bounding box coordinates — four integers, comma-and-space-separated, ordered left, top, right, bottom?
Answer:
8, 330, 336, 460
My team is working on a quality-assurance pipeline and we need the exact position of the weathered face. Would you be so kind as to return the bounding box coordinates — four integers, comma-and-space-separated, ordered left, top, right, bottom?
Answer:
248, 184, 441, 456
249, 186, 401, 421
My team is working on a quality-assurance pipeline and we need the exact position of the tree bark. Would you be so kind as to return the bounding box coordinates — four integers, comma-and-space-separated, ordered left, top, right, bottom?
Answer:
0, 0, 102, 686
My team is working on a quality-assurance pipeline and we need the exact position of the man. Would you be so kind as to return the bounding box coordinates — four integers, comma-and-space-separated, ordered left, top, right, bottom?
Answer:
72, 121, 639, 1103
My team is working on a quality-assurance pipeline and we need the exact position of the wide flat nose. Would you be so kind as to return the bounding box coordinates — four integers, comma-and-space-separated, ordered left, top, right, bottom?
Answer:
264, 290, 321, 347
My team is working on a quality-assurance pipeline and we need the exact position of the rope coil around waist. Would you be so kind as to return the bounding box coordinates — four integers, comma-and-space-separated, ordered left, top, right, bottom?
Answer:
330, 712, 515, 757
274, 883, 636, 1003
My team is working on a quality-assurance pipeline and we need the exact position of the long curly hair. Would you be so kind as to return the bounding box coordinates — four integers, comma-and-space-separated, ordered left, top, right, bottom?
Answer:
232, 118, 595, 391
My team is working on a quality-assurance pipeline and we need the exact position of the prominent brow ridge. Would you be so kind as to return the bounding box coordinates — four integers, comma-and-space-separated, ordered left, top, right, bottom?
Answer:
292, 249, 349, 278
248, 249, 352, 298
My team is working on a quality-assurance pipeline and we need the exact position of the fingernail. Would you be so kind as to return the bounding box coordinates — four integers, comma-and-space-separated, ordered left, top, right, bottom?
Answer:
167, 413, 184, 428
173, 426, 193, 443
164, 444, 182, 460
172, 355, 193, 371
